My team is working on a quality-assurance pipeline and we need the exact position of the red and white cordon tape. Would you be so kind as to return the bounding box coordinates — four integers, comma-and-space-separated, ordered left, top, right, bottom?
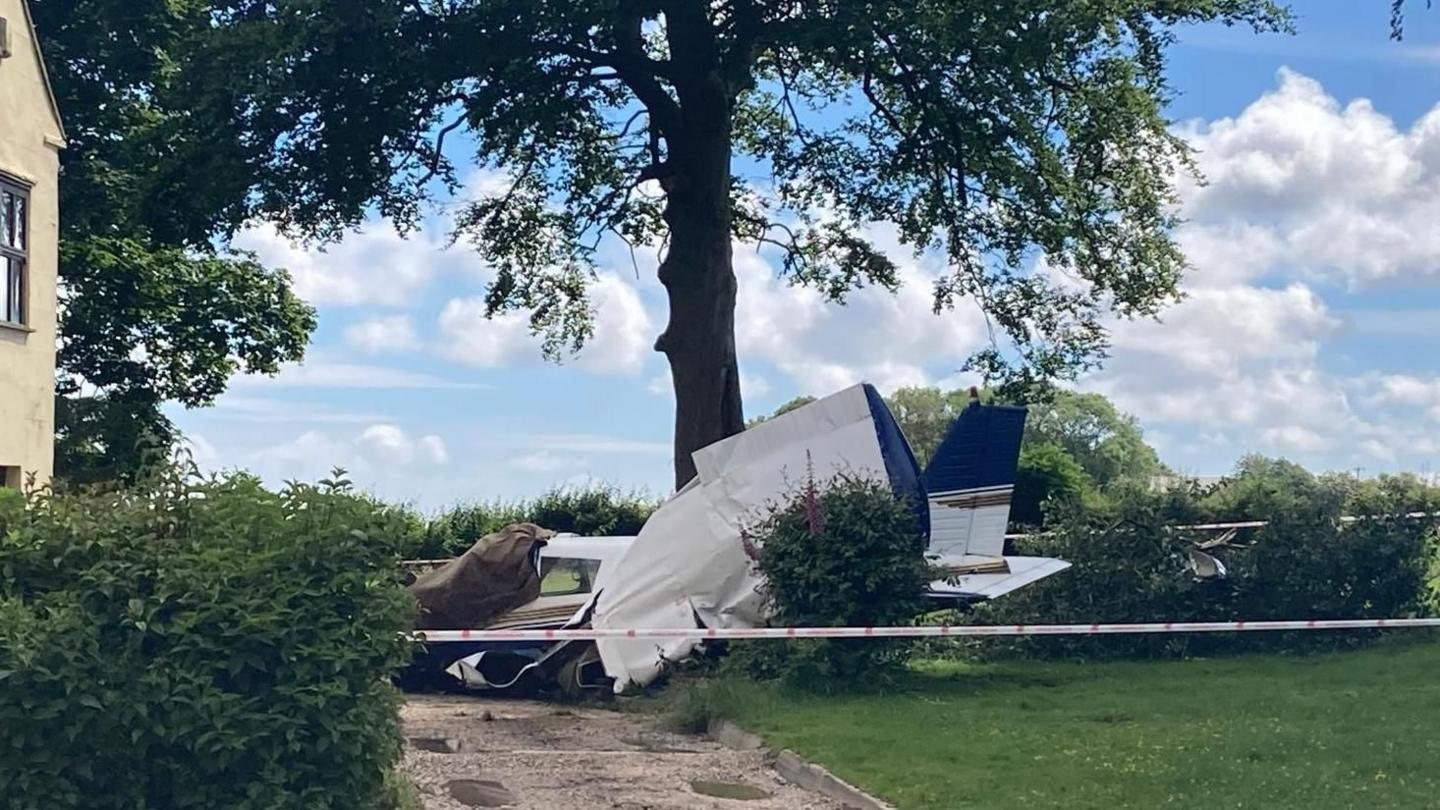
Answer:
412, 617, 1440, 643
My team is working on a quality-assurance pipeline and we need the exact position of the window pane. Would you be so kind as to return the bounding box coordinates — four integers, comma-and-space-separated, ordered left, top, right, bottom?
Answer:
12, 193, 23, 250
539, 558, 601, 596
1, 190, 25, 250
3, 256, 22, 324
1, 192, 12, 249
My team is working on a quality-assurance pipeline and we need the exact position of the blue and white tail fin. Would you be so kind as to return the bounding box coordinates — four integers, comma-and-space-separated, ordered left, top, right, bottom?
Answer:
921, 393, 1071, 603
921, 396, 1027, 558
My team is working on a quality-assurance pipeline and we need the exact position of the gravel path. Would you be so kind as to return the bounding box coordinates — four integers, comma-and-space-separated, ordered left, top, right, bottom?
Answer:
400, 695, 841, 809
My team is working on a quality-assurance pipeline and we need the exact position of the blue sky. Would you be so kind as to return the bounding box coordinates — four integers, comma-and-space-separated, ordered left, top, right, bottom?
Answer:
172, 2, 1440, 510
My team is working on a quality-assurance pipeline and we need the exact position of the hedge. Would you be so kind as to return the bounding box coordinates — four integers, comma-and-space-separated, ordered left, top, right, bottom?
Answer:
414, 485, 656, 558
0, 468, 418, 809
968, 461, 1440, 660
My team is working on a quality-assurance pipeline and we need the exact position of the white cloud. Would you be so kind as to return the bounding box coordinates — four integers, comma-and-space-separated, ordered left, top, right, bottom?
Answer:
418, 435, 450, 465
510, 450, 588, 473
344, 315, 421, 354
201, 395, 389, 425
231, 360, 485, 390
436, 272, 653, 375
732, 245, 987, 395
1071, 70, 1440, 471
743, 373, 771, 399
1176, 68, 1440, 288
257, 424, 448, 477
1262, 425, 1332, 453
180, 433, 219, 467
232, 223, 483, 307
435, 301, 533, 367
1370, 375, 1440, 421
357, 424, 413, 463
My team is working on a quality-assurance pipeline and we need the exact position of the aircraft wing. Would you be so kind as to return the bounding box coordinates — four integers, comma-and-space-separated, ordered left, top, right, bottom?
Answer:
928, 555, 1072, 603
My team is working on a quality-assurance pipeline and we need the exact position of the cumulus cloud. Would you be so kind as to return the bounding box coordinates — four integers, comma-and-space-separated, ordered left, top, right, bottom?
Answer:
1176, 68, 1440, 288
1370, 375, 1440, 421
357, 424, 449, 466
232, 223, 484, 307
218, 69, 1440, 480
732, 245, 987, 395
436, 272, 654, 375
1073, 69, 1440, 471
257, 424, 449, 478
344, 315, 421, 354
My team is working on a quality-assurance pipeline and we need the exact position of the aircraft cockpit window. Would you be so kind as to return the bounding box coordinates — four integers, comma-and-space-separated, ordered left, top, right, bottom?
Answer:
540, 558, 602, 596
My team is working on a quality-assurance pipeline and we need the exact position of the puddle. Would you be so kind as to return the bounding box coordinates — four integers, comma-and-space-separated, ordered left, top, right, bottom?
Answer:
690, 780, 773, 801
409, 737, 462, 753
447, 779, 517, 807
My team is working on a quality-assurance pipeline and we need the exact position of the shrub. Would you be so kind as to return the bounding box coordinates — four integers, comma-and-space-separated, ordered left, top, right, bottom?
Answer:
725, 472, 930, 687
1011, 441, 1088, 528
972, 460, 1437, 660
417, 484, 656, 558
0, 466, 418, 809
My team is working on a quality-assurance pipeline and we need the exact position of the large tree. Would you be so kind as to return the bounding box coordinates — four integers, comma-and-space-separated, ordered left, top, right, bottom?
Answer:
163, 0, 1287, 487
32, 1, 317, 482
1025, 390, 1163, 488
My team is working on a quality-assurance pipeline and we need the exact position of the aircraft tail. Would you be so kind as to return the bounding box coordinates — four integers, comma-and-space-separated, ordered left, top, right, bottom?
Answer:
921, 396, 1027, 558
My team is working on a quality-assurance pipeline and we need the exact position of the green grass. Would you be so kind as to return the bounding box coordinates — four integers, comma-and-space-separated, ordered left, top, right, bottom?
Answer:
687, 641, 1440, 809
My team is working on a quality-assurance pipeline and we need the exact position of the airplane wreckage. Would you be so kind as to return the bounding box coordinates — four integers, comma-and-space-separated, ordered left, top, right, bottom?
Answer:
404, 384, 1070, 695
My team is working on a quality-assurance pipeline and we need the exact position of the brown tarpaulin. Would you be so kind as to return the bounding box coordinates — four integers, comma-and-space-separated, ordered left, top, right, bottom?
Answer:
410, 523, 554, 630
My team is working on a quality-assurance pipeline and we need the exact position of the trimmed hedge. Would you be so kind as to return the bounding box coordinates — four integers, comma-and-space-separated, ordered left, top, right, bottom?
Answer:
0, 468, 418, 809
415, 485, 656, 558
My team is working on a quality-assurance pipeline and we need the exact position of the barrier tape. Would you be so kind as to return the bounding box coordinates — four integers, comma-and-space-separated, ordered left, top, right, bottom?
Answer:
412, 617, 1440, 643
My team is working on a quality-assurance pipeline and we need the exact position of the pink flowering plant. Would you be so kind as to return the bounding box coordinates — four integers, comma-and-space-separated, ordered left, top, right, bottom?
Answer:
731, 468, 932, 687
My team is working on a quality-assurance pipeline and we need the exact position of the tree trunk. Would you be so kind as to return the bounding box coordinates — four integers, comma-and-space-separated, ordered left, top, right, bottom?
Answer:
654, 100, 743, 490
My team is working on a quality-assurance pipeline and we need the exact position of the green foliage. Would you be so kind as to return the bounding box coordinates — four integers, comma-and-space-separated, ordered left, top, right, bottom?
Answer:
975, 458, 1438, 660
883, 387, 974, 466
416, 485, 657, 558
745, 395, 817, 428
1024, 390, 1165, 488
727, 473, 930, 687
31, 3, 317, 483
141, 0, 1289, 450
1011, 442, 1087, 528
0, 465, 418, 809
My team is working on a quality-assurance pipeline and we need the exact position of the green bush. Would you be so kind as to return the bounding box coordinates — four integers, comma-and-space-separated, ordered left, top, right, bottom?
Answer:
0, 467, 418, 809
725, 473, 930, 687
972, 459, 1437, 660
416, 484, 657, 558
1011, 441, 1088, 528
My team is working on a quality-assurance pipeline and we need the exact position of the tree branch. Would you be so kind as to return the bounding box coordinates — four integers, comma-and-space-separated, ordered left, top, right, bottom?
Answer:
608, 7, 684, 138
418, 111, 469, 185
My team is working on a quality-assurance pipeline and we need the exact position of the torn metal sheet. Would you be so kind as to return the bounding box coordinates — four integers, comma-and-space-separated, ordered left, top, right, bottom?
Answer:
588, 383, 928, 691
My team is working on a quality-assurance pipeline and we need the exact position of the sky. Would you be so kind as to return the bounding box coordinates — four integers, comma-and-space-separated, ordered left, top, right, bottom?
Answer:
171, 1, 1440, 511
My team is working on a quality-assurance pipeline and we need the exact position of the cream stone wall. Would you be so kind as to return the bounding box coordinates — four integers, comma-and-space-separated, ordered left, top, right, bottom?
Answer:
0, 0, 64, 486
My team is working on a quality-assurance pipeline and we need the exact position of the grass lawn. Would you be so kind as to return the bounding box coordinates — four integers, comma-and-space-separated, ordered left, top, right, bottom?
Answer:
693, 640, 1440, 809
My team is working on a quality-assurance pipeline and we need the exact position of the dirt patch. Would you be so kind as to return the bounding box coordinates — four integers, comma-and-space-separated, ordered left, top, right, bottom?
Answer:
400, 695, 842, 810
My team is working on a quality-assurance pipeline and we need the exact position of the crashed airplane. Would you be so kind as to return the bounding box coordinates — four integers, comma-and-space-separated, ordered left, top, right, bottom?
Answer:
405, 383, 1069, 695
